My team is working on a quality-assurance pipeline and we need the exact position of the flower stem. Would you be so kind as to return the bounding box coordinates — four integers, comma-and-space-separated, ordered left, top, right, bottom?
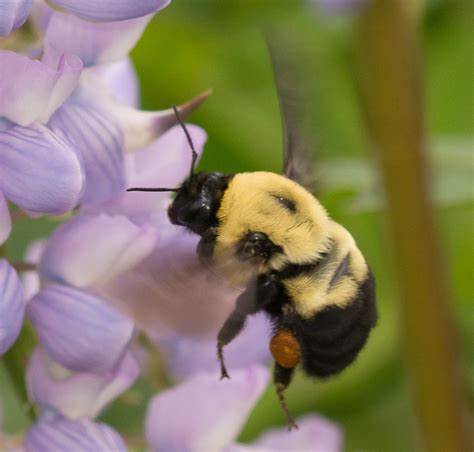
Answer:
138, 333, 173, 391
11, 261, 37, 273
356, 0, 472, 450
0, 245, 36, 422
2, 322, 37, 422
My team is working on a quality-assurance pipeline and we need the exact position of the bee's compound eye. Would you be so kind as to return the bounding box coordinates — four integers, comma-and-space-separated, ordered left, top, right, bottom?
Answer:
270, 329, 300, 369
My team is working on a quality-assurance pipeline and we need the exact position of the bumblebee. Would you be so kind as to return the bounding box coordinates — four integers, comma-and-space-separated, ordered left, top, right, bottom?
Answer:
128, 40, 377, 429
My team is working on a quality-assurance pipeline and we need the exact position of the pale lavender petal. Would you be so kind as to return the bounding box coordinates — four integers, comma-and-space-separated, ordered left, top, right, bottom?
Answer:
0, 123, 84, 214
48, 0, 170, 22
233, 414, 343, 452
145, 365, 269, 452
99, 228, 239, 339
40, 213, 158, 287
0, 0, 32, 37
83, 125, 206, 225
119, 90, 211, 152
27, 347, 139, 419
0, 192, 11, 245
43, 12, 153, 67
22, 239, 47, 300
28, 285, 134, 375
130, 124, 207, 188
164, 313, 271, 381
25, 416, 126, 452
0, 259, 25, 355
91, 58, 140, 108
48, 89, 125, 204
0, 51, 82, 126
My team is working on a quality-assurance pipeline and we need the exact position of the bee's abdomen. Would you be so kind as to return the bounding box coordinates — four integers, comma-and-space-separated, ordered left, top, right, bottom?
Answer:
297, 269, 377, 378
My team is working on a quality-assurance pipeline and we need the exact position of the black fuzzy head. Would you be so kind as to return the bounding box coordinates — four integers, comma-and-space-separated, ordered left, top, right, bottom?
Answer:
167, 172, 232, 235
126, 104, 232, 235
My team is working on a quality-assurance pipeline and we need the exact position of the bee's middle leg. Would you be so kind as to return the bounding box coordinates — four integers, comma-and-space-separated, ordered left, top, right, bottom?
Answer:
217, 275, 279, 379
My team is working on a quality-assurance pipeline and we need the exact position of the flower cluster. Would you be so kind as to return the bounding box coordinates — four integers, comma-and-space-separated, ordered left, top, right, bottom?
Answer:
1, 1, 343, 450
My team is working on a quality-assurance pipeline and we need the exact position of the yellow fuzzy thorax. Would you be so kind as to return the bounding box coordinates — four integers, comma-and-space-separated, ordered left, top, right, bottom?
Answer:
215, 172, 330, 272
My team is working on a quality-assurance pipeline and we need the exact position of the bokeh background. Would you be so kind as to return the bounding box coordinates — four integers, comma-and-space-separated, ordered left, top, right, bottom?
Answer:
2, 0, 472, 450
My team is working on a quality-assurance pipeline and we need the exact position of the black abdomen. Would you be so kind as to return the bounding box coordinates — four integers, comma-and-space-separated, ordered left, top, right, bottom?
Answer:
296, 269, 377, 378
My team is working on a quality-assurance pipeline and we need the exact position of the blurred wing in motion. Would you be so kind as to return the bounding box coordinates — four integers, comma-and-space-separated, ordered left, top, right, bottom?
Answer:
266, 30, 320, 194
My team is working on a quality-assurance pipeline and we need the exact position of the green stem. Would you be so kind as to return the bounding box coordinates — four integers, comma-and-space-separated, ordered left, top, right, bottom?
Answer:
2, 322, 37, 422
1, 246, 37, 422
138, 333, 173, 391
356, 1, 472, 450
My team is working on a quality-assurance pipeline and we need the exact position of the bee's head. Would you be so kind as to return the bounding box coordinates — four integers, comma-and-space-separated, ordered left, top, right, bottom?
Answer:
127, 105, 232, 236
167, 172, 231, 235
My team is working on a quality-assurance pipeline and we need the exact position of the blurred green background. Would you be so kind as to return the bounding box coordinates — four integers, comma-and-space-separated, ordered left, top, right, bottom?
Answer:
2, 0, 472, 450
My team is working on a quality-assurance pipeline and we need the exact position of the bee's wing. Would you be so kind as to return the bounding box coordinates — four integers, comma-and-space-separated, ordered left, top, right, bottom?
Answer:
266, 31, 319, 194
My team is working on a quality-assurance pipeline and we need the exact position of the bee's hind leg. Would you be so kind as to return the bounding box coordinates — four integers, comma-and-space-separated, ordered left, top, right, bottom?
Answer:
274, 363, 298, 430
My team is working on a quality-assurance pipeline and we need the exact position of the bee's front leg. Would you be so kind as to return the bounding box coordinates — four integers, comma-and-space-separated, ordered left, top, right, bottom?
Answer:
238, 231, 283, 261
196, 226, 218, 264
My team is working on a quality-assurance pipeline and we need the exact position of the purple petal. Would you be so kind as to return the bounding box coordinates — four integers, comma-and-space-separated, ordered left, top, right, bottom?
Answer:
0, 192, 11, 245
236, 414, 343, 452
25, 416, 126, 452
83, 125, 206, 225
27, 284, 134, 375
0, 259, 25, 355
164, 313, 271, 381
0, 0, 32, 37
43, 12, 153, 67
98, 228, 240, 339
48, 88, 125, 205
91, 58, 140, 108
40, 213, 158, 287
0, 123, 84, 214
145, 365, 269, 451
119, 90, 211, 152
130, 124, 207, 189
48, 0, 170, 22
27, 347, 139, 419
0, 51, 82, 126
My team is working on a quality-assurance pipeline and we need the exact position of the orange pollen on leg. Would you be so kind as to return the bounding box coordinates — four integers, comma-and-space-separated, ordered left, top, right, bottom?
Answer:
270, 329, 300, 369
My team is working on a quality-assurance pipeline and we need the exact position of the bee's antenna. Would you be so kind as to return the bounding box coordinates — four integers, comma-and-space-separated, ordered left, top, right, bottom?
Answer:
172, 105, 198, 176
126, 104, 199, 194
126, 187, 179, 192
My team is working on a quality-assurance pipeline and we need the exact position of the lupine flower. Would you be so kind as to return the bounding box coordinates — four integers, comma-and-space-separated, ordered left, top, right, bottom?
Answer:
1, 0, 193, 430
0, 0, 171, 39
0, 0, 206, 220
28, 284, 136, 375
0, 0, 204, 356
25, 413, 126, 452
0, 0, 32, 37
0, 259, 25, 355
145, 365, 342, 451
27, 347, 140, 419
46, 0, 171, 22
